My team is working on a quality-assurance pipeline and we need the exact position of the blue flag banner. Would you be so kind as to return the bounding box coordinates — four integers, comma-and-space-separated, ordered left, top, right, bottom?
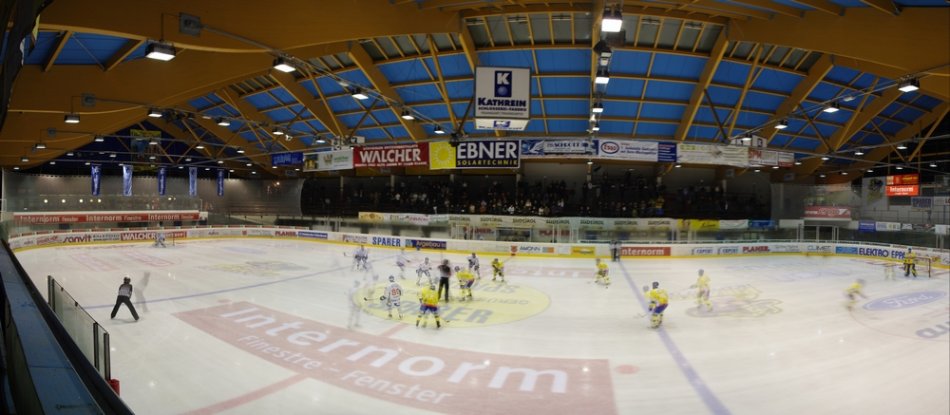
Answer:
217, 169, 225, 196
189, 167, 198, 196
122, 164, 133, 196
157, 167, 167, 196
91, 164, 101, 196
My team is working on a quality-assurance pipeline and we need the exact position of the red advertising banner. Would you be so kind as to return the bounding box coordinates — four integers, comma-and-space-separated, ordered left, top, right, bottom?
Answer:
354, 143, 428, 167
803, 206, 851, 219
620, 246, 671, 257
14, 211, 201, 225
886, 174, 919, 186
886, 185, 920, 196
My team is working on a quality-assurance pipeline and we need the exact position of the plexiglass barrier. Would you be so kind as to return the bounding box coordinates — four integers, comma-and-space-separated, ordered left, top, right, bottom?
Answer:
48, 275, 111, 380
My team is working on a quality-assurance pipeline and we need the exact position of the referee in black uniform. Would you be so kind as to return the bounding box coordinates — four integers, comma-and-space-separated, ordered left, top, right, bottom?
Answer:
437, 259, 452, 302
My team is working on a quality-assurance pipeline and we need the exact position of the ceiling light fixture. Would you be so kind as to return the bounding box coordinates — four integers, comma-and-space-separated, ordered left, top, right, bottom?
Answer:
49, 161, 56, 165
236, 148, 245, 154
896, 166, 904, 170
195, 144, 205, 149
148, 139, 159, 146
400, 110, 415, 120
591, 122, 600, 132
854, 150, 865, 156
217, 160, 224, 164
592, 102, 604, 114
64, 113, 80, 124
148, 155, 156, 160
841, 171, 848, 175
316, 137, 327, 144
896, 144, 908, 150
594, 68, 610, 85
272, 56, 296, 73
148, 108, 163, 118
819, 174, 826, 178
774, 119, 789, 129
13, 166, 19, 170
929, 163, 938, 168
794, 161, 802, 166
351, 88, 369, 100
216, 118, 231, 127
897, 78, 919, 93
145, 41, 176, 61
741, 133, 753, 142
34, 143, 47, 150
754, 169, 761, 173
867, 169, 874, 173
822, 102, 840, 113
271, 127, 284, 136
674, 164, 682, 168
246, 163, 253, 167
772, 166, 779, 169
434, 125, 446, 135
109, 153, 116, 158
94, 135, 105, 142
821, 156, 830, 161
601, 8, 623, 32
20, 156, 29, 162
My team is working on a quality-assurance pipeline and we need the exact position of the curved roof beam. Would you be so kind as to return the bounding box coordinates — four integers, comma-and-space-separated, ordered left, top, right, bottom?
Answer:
349, 44, 427, 140
674, 32, 728, 141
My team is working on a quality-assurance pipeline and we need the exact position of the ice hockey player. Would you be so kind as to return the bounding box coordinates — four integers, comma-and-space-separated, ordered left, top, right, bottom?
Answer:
153, 232, 166, 248
456, 266, 475, 301
351, 244, 369, 271
595, 258, 610, 287
845, 279, 867, 310
691, 269, 712, 311
395, 248, 410, 280
903, 248, 917, 278
467, 252, 481, 279
110, 276, 139, 321
416, 257, 432, 286
647, 281, 669, 328
491, 258, 506, 283
416, 283, 442, 329
383, 275, 403, 319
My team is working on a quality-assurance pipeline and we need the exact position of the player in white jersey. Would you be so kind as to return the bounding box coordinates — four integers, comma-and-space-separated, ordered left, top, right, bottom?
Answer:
467, 252, 481, 279
383, 275, 403, 319
346, 280, 362, 329
153, 232, 166, 248
395, 248, 410, 280
351, 245, 369, 271
416, 257, 432, 286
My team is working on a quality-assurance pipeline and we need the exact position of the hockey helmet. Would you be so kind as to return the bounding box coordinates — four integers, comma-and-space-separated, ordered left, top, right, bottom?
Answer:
652, 281, 659, 289
389, 275, 395, 282
856, 278, 865, 285
698, 269, 704, 275
123, 276, 131, 283
454, 266, 461, 272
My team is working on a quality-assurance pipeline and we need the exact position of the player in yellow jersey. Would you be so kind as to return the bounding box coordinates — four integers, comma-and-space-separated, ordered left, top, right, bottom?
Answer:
903, 248, 917, 278
491, 258, 506, 283
844, 279, 867, 310
646, 281, 669, 328
416, 283, 442, 329
691, 269, 712, 311
595, 258, 610, 287
455, 266, 475, 301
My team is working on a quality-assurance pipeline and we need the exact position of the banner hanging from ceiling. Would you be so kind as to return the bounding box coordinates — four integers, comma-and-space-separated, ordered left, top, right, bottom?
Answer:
354, 143, 428, 167
474, 66, 530, 131
597, 140, 659, 161
122, 164, 133, 196
677, 144, 749, 167
303, 150, 354, 172
521, 139, 597, 158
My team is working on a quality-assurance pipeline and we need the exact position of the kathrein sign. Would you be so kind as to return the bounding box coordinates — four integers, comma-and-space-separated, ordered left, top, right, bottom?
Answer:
475, 66, 530, 131
354, 144, 428, 168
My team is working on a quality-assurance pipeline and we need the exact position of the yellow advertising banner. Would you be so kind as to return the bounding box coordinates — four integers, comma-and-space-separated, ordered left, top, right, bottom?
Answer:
688, 219, 720, 231
428, 142, 458, 170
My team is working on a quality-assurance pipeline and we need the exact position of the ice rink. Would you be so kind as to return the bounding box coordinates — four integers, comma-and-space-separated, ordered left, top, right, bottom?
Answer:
13, 238, 950, 415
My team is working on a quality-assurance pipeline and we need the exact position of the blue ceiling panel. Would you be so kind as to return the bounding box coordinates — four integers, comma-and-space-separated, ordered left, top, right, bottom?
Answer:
604, 100, 639, 118
446, 80, 474, 99
546, 119, 588, 133
849, 73, 877, 90
689, 126, 723, 141
315, 77, 345, 95
599, 120, 631, 135
432, 54, 473, 78
650, 54, 706, 80
825, 66, 862, 84
634, 122, 676, 138
189, 97, 216, 111
644, 81, 694, 101
752, 69, 803, 94
372, 109, 399, 124
544, 99, 588, 116
264, 108, 297, 122
711, 61, 751, 86
789, 138, 821, 151
774, 0, 814, 8
815, 108, 853, 124
306, 120, 327, 132
339, 113, 374, 129
55, 33, 128, 65
705, 85, 740, 107
451, 103, 469, 119
536, 49, 590, 73
639, 103, 685, 120
531, 100, 543, 116
610, 50, 651, 75
378, 60, 433, 84
238, 130, 257, 143
860, 134, 885, 146
328, 96, 363, 113
289, 122, 317, 134
413, 103, 450, 120
386, 126, 409, 138
809, 83, 844, 102
460, 121, 475, 134
337, 69, 372, 86
731, 112, 771, 129
245, 92, 280, 109
896, 90, 921, 105
539, 77, 590, 96
894, 106, 924, 123
913, 95, 940, 111
605, 78, 644, 98
813, 122, 837, 138
770, 134, 791, 147
477, 50, 534, 68
522, 119, 546, 133
355, 128, 389, 140
23, 31, 59, 64
879, 119, 904, 135
880, 102, 903, 117
395, 84, 442, 104
743, 91, 785, 111
694, 107, 732, 124
269, 88, 298, 105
